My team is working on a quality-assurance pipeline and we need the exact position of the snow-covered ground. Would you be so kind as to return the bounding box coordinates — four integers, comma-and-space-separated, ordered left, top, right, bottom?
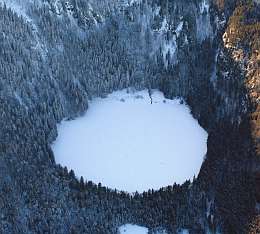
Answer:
178, 229, 189, 234
118, 224, 188, 234
52, 89, 208, 192
0, 0, 37, 21
119, 224, 148, 234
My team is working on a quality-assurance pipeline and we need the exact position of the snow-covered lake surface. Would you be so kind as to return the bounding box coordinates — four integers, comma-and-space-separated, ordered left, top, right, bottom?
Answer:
118, 224, 188, 234
52, 89, 208, 192
119, 224, 148, 234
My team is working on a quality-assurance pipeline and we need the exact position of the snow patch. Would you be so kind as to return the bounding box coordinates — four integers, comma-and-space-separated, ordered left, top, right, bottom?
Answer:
119, 224, 168, 234
175, 21, 183, 37
0, 0, 48, 59
178, 229, 189, 234
162, 37, 177, 68
130, 0, 142, 6
52, 89, 208, 193
121, 0, 143, 7
199, 0, 210, 14
0, 0, 43, 22
1, 0, 30, 21
196, 0, 212, 41
53, 0, 63, 15
119, 225, 148, 234
160, 18, 168, 32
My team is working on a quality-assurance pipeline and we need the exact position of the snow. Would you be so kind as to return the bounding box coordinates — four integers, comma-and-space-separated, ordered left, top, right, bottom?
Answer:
52, 89, 208, 193
156, 18, 183, 68
178, 229, 189, 234
14, 92, 28, 110
0, 0, 48, 59
1, 0, 27, 19
121, 0, 142, 7
119, 224, 148, 234
160, 18, 168, 32
118, 224, 168, 234
162, 37, 177, 68
175, 21, 183, 37
129, 0, 142, 6
199, 0, 210, 14
196, 0, 212, 41
0, 0, 39, 22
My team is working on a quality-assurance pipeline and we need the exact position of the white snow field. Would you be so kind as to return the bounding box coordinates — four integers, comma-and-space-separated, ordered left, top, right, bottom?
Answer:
119, 224, 148, 234
118, 224, 188, 234
52, 89, 208, 193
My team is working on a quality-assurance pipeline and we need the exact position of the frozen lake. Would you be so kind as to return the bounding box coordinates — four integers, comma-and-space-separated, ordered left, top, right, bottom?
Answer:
119, 224, 148, 234
52, 89, 208, 193
118, 224, 188, 234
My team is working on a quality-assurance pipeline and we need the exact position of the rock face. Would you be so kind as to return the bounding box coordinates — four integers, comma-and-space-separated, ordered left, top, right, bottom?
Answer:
0, 0, 258, 233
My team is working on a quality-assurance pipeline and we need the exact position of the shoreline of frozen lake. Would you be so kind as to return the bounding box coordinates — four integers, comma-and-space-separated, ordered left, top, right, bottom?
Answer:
52, 89, 208, 193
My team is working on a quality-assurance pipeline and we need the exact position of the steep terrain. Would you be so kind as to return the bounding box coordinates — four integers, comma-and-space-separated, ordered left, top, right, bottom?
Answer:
0, 0, 259, 233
